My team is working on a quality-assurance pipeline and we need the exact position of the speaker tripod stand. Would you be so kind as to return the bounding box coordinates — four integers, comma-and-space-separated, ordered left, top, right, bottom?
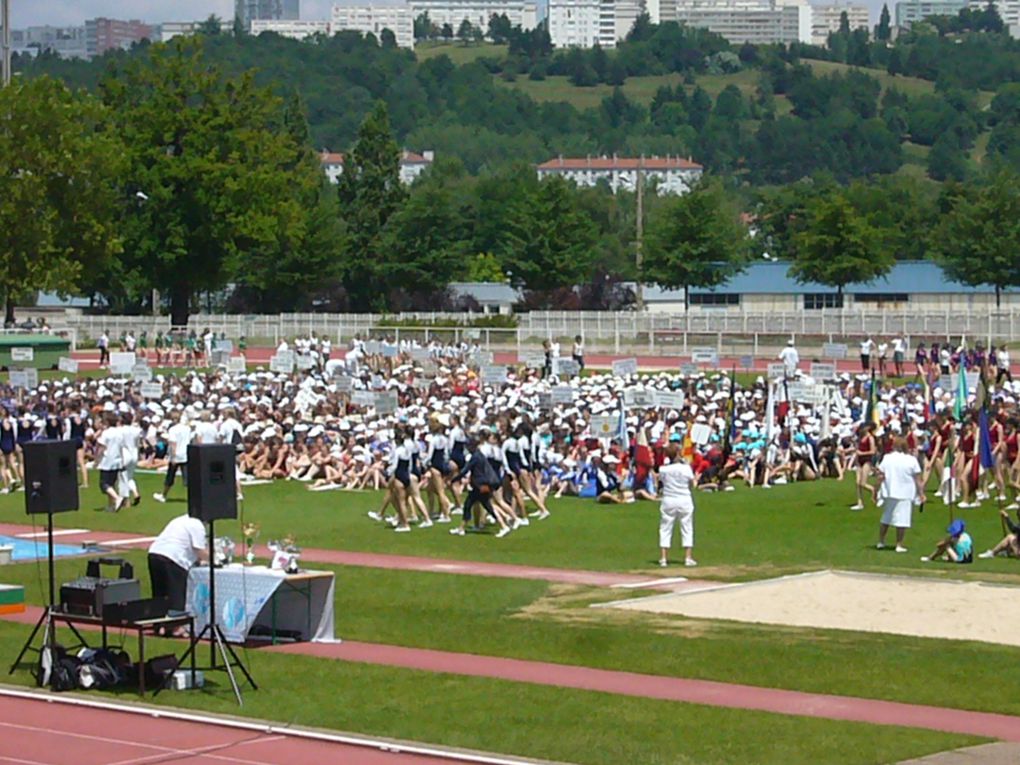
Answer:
158, 518, 256, 705
9, 493, 88, 682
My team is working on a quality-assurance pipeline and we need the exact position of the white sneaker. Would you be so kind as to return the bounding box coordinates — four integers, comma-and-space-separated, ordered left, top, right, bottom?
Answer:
1007, 503, 1020, 510
876, 542, 886, 550
998, 495, 1008, 502
419, 519, 433, 529
451, 507, 463, 516
537, 510, 551, 520
684, 559, 698, 567
394, 525, 411, 533
659, 559, 668, 568
920, 556, 930, 562
978, 550, 995, 559
153, 493, 166, 503
495, 527, 511, 539
762, 483, 772, 489
528, 511, 541, 517
436, 516, 451, 524
518, 518, 530, 527
449, 527, 465, 536
385, 516, 398, 527
723, 485, 735, 492
850, 503, 864, 511
774, 477, 787, 485
895, 545, 908, 553
367, 511, 382, 522
512, 518, 522, 529
977, 491, 989, 500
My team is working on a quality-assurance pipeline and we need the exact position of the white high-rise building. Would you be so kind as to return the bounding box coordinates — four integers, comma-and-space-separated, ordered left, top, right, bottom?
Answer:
536, 155, 703, 195
250, 19, 332, 37
236, 0, 300, 29
810, 2, 869, 43
968, 0, 1019, 27
411, 0, 539, 33
670, 0, 813, 44
547, 0, 654, 47
894, 0, 966, 26
332, 0, 417, 46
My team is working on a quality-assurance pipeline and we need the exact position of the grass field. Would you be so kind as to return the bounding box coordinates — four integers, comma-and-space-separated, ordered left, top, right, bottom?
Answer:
1, 470, 1015, 762
416, 40, 508, 65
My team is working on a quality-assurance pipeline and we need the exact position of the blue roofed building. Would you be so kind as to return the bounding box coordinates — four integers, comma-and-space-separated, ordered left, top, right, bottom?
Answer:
643, 261, 1019, 313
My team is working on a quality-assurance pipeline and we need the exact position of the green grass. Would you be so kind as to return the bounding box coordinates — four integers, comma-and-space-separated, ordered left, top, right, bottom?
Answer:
0, 622, 975, 765
416, 40, 507, 65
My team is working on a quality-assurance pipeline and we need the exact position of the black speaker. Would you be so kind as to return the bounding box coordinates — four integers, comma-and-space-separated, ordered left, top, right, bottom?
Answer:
187, 444, 237, 522
23, 440, 79, 515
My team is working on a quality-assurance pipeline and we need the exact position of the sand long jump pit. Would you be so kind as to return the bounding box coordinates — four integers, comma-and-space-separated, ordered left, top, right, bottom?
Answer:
603, 570, 1020, 647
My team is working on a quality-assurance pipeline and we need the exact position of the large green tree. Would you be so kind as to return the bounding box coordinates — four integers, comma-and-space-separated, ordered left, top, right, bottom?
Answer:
0, 76, 124, 322
935, 172, 1020, 307
788, 189, 893, 298
336, 101, 407, 311
642, 179, 749, 309
101, 37, 320, 325
499, 176, 597, 301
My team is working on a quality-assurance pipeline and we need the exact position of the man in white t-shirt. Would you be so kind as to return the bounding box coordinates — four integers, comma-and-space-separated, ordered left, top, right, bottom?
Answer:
95, 413, 124, 512
193, 410, 218, 445
875, 437, 925, 553
148, 513, 208, 615
778, 339, 799, 378
116, 411, 142, 508
891, 335, 906, 377
860, 337, 874, 373
154, 412, 192, 503
657, 443, 698, 568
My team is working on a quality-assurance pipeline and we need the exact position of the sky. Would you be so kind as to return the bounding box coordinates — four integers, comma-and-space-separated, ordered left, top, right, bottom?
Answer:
17, 0, 881, 29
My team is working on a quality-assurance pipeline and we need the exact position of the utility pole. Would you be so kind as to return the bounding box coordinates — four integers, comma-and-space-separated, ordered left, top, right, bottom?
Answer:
634, 155, 644, 312
1, 0, 11, 87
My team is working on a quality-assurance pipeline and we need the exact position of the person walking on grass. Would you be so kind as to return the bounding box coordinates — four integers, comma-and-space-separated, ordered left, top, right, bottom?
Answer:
851, 423, 877, 511
658, 442, 697, 568
875, 436, 924, 553
449, 435, 513, 539
154, 411, 191, 503
95, 413, 124, 512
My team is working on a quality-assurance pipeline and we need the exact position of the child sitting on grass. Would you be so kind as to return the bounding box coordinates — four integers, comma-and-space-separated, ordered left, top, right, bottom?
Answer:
921, 519, 973, 564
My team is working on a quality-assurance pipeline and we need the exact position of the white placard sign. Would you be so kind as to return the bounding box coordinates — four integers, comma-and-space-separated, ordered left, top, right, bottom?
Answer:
140, 382, 164, 399
823, 343, 849, 360
655, 390, 685, 409
228, 356, 247, 374
296, 355, 315, 371
269, 355, 294, 374
474, 351, 494, 366
364, 341, 381, 355
374, 391, 398, 414
945, 371, 981, 392
214, 339, 234, 353
351, 390, 375, 407
551, 385, 574, 404
518, 352, 545, 368
334, 376, 354, 392
275, 349, 295, 366
810, 362, 837, 381
590, 414, 617, 437
110, 352, 136, 375
9, 369, 27, 389
691, 348, 718, 365
58, 357, 79, 374
623, 388, 656, 408
131, 364, 153, 382
381, 344, 398, 358
554, 358, 580, 378
410, 348, 429, 363
10, 347, 33, 363
411, 376, 431, 390
787, 382, 826, 405
481, 365, 507, 385
537, 392, 553, 410
767, 363, 787, 380
690, 423, 712, 446
680, 363, 699, 375
612, 358, 638, 377
739, 355, 754, 370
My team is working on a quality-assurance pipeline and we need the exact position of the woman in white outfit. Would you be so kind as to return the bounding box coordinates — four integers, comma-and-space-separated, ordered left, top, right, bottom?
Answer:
658, 443, 697, 568
875, 436, 925, 553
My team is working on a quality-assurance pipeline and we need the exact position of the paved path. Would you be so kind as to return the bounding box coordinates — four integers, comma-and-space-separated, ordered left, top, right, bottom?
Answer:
895, 743, 1020, 765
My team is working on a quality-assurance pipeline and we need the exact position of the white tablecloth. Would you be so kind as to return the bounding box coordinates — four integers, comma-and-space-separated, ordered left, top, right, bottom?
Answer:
186, 564, 336, 643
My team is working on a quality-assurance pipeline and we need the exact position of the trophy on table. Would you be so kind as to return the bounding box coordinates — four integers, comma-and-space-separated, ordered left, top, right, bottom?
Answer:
242, 522, 261, 565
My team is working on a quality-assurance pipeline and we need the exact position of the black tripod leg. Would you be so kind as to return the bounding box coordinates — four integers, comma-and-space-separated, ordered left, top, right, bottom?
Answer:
217, 628, 258, 690
211, 627, 243, 706
9, 609, 48, 674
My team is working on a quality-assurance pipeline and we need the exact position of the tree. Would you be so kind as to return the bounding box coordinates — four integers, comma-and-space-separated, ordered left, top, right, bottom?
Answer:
788, 190, 892, 299
927, 131, 968, 182
336, 101, 407, 311
101, 37, 319, 325
935, 172, 1020, 307
414, 13, 433, 41
441, 23, 454, 41
0, 76, 124, 323
198, 15, 223, 36
499, 176, 598, 299
456, 19, 474, 44
487, 13, 512, 43
876, 4, 892, 41
642, 180, 749, 310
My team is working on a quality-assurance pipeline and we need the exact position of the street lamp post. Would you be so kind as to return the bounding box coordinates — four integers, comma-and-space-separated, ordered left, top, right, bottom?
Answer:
2, 0, 11, 88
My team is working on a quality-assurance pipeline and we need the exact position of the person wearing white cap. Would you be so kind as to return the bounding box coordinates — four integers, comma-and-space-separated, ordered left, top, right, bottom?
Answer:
658, 442, 697, 567
778, 339, 799, 379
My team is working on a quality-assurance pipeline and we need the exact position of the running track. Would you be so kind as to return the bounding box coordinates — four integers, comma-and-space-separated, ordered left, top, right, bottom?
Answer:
0, 690, 546, 765
3, 522, 1020, 743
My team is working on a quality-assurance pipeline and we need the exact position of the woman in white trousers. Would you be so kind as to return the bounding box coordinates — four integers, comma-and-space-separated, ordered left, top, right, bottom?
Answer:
658, 443, 697, 568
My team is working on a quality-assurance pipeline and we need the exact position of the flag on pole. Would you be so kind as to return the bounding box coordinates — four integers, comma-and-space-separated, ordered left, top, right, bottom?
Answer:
864, 370, 880, 427
953, 364, 967, 420
721, 368, 737, 458
681, 427, 695, 464
976, 375, 995, 472
764, 381, 776, 445
615, 404, 628, 447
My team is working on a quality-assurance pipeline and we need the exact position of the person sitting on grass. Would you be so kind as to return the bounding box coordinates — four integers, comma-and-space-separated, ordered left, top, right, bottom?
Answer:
921, 519, 973, 564
978, 509, 1020, 559
593, 453, 634, 504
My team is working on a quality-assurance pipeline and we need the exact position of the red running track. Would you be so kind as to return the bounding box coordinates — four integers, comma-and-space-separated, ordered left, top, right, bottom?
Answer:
0, 691, 536, 765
